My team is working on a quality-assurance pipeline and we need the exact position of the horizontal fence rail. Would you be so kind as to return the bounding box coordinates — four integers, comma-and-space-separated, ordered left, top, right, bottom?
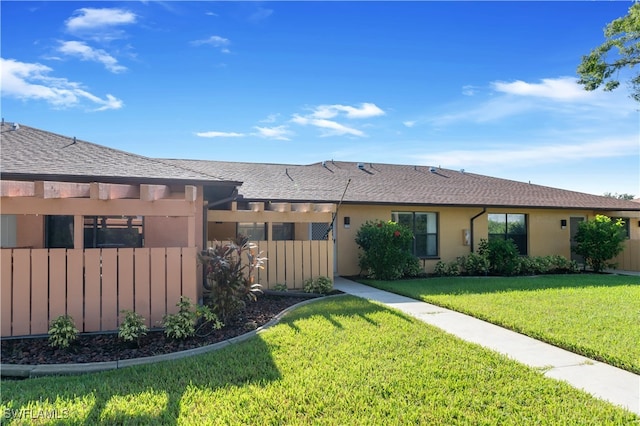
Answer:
206, 240, 334, 290
1, 247, 197, 338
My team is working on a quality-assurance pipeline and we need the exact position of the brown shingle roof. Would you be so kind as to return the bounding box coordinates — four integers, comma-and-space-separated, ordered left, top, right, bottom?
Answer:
163, 159, 640, 211
0, 123, 236, 185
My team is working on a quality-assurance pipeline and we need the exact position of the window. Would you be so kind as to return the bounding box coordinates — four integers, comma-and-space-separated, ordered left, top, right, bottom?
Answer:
46, 215, 74, 248
84, 216, 144, 248
488, 213, 527, 255
272, 222, 294, 241
237, 222, 266, 241
391, 212, 438, 257
612, 217, 630, 239
0, 215, 17, 248
311, 222, 330, 241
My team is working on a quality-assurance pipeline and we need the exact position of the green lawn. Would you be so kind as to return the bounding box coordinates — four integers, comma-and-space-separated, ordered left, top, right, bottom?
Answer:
1, 296, 637, 424
359, 274, 640, 373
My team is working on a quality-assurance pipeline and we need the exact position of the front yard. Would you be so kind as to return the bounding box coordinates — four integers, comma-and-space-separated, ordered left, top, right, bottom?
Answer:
359, 273, 640, 374
1, 296, 637, 424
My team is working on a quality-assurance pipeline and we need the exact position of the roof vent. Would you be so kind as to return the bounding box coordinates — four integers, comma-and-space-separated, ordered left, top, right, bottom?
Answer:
429, 166, 436, 173
12, 123, 20, 131
460, 168, 465, 173
357, 162, 365, 170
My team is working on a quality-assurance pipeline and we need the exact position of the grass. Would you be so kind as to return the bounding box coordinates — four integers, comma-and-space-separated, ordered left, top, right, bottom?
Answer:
359, 274, 640, 374
1, 296, 637, 424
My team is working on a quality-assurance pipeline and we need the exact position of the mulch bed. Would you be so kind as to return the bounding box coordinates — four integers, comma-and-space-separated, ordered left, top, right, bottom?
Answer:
1, 294, 316, 365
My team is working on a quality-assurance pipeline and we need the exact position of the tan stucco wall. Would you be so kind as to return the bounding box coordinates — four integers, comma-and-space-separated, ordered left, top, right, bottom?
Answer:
145, 216, 188, 247
16, 215, 44, 248
333, 205, 640, 276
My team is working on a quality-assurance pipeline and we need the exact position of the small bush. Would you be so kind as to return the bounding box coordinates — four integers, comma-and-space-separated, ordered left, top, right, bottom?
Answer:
118, 310, 148, 345
434, 260, 461, 277
355, 220, 420, 280
273, 283, 288, 292
48, 315, 79, 349
573, 215, 626, 273
479, 238, 521, 276
304, 276, 333, 294
162, 296, 199, 340
458, 253, 490, 276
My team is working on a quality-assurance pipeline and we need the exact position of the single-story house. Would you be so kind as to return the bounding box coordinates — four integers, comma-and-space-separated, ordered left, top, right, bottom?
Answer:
163, 158, 640, 279
2, 122, 639, 337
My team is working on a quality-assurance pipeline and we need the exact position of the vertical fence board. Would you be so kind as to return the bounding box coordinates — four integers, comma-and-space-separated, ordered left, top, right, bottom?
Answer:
276, 241, 286, 288
67, 250, 84, 331
257, 241, 268, 286
150, 248, 167, 328
30, 249, 49, 334
12, 250, 32, 336
166, 248, 182, 314
311, 241, 321, 278
134, 248, 151, 327
182, 247, 197, 304
301, 241, 312, 284
318, 240, 329, 278
101, 249, 118, 331
285, 241, 295, 289
118, 248, 135, 315
49, 250, 67, 321
1, 250, 13, 336
292, 242, 303, 290
267, 242, 277, 286
84, 250, 102, 332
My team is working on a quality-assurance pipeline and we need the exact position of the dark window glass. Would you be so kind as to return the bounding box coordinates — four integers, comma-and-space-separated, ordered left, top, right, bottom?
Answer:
391, 212, 438, 257
488, 213, 528, 255
46, 215, 74, 248
272, 223, 294, 241
84, 216, 143, 248
237, 222, 266, 241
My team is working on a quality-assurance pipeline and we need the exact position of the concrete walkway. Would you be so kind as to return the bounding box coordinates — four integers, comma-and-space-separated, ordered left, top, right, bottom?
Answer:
333, 277, 640, 415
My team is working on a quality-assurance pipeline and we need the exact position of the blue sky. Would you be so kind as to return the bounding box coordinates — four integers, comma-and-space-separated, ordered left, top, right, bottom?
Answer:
2, 1, 639, 197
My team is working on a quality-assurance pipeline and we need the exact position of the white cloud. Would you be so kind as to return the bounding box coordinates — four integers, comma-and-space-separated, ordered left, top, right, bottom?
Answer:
65, 8, 137, 41
253, 125, 293, 141
249, 7, 273, 22
310, 102, 385, 119
414, 137, 639, 169
259, 113, 280, 123
462, 85, 477, 96
196, 131, 244, 138
291, 114, 364, 137
57, 41, 126, 73
0, 58, 123, 111
492, 77, 591, 101
403, 120, 416, 128
191, 35, 231, 53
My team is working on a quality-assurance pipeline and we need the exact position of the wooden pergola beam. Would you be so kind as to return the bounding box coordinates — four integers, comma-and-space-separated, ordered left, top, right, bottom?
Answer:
140, 184, 171, 201
0, 181, 35, 197
34, 181, 91, 199
90, 182, 140, 200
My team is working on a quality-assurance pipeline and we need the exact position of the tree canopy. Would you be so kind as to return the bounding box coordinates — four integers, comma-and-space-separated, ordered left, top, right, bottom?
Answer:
577, 3, 640, 102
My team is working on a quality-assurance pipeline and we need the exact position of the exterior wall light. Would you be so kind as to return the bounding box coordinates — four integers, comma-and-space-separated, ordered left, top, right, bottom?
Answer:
560, 219, 567, 229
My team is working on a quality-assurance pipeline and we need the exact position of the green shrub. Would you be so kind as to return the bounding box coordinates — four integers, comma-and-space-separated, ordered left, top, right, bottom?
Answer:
355, 220, 420, 280
118, 310, 148, 345
48, 315, 79, 349
273, 283, 288, 292
199, 236, 265, 321
573, 215, 626, 272
304, 276, 333, 294
458, 253, 490, 276
434, 260, 461, 277
162, 297, 224, 340
478, 238, 521, 276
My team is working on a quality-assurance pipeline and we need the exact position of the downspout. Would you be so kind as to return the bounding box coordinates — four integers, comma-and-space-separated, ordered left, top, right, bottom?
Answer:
470, 208, 487, 253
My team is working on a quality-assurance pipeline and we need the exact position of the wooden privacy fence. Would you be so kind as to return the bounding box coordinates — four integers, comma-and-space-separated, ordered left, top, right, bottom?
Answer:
1, 247, 197, 338
207, 240, 334, 290
612, 239, 640, 272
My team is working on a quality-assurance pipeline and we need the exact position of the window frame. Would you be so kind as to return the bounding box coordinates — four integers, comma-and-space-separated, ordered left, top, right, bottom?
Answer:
487, 213, 528, 255
391, 211, 439, 258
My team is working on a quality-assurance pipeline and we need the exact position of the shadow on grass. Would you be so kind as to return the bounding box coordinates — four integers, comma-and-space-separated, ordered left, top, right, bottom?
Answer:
358, 273, 640, 297
0, 296, 406, 424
